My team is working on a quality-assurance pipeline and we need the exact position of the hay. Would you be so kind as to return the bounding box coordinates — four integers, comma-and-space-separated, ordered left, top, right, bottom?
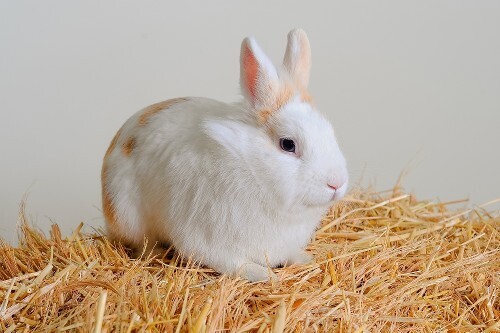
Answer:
0, 188, 498, 332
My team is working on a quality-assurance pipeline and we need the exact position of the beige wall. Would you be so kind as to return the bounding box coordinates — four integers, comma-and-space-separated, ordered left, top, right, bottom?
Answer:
1, 1, 499, 243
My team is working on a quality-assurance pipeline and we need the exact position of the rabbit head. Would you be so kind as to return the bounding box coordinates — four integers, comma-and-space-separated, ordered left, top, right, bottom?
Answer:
206, 29, 348, 210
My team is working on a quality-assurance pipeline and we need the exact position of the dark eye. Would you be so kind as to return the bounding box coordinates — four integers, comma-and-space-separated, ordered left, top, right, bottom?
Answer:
279, 138, 296, 153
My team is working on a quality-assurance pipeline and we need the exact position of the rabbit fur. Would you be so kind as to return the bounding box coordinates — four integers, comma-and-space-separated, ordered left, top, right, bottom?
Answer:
101, 29, 348, 281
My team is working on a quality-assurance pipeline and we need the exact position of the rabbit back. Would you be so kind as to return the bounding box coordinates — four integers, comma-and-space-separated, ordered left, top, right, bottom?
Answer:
101, 97, 227, 249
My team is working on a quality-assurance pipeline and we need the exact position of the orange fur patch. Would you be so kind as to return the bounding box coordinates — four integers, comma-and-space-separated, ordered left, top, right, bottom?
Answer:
101, 163, 117, 226
105, 127, 122, 158
257, 84, 315, 124
301, 89, 314, 104
257, 83, 295, 123
257, 108, 274, 124
122, 137, 136, 156
273, 83, 295, 111
138, 97, 188, 126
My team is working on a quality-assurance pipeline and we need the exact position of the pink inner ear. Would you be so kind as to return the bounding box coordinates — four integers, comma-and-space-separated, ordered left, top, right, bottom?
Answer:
243, 45, 258, 100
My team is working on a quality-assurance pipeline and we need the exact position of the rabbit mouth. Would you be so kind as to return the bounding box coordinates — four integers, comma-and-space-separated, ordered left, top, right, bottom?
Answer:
331, 192, 343, 202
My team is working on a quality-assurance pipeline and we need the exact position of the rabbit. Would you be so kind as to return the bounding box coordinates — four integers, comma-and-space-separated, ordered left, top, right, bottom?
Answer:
101, 29, 348, 282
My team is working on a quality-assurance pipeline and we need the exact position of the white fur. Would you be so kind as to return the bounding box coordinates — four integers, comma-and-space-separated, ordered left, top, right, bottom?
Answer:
102, 29, 348, 281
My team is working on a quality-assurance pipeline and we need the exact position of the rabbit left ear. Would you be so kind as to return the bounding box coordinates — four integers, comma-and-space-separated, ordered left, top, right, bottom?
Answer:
240, 37, 280, 109
283, 29, 311, 88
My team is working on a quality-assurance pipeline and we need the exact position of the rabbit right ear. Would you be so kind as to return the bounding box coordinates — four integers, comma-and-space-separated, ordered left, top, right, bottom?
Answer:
240, 37, 280, 109
283, 29, 311, 88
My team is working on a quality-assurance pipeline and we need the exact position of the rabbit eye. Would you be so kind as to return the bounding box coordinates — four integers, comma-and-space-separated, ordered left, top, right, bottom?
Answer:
280, 138, 296, 153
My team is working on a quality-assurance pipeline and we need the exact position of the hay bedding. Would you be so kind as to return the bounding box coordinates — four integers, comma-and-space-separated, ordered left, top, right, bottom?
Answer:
0, 188, 498, 332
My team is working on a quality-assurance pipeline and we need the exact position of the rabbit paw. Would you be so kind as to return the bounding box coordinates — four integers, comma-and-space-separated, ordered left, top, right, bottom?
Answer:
285, 250, 313, 266
239, 262, 277, 282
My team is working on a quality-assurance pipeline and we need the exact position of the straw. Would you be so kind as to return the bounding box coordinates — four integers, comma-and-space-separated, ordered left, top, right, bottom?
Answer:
0, 186, 498, 332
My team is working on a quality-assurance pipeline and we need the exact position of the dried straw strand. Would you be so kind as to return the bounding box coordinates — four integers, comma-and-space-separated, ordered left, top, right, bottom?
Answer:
0, 187, 498, 332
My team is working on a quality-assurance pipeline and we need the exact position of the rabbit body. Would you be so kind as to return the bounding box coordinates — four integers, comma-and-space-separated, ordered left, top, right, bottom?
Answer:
102, 29, 348, 281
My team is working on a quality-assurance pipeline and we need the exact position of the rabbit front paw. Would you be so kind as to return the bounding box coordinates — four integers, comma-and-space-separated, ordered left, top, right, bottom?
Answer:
285, 250, 313, 266
239, 262, 277, 282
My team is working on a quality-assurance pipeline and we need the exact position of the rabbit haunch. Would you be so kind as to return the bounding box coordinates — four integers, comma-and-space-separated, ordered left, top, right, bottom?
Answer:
101, 29, 348, 281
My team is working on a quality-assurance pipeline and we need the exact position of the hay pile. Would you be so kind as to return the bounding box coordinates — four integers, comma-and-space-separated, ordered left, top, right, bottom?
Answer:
1, 188, 499, 332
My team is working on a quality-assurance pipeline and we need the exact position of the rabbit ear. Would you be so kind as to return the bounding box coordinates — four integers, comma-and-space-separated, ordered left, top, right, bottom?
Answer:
240, 37, 280, 108
283, 29, 311, 88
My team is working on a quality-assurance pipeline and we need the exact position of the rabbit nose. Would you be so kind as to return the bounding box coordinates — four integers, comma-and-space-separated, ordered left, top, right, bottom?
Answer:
327, 183, 338, 191
327, 179, 346, 191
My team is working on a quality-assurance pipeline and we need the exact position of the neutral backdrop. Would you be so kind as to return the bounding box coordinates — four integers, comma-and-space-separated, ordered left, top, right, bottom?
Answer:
1, 1, 499, 243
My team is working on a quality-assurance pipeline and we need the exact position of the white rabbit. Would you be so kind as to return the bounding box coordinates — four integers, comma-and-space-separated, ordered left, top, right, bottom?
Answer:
101, 29, 348, 282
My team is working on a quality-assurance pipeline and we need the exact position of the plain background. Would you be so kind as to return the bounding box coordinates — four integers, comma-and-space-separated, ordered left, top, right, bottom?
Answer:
1, 1, 499, 243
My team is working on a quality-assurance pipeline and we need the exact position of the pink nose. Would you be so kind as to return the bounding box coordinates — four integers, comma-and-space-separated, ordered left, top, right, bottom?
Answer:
328, 179, 346, 191
328, 183, 338, 190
